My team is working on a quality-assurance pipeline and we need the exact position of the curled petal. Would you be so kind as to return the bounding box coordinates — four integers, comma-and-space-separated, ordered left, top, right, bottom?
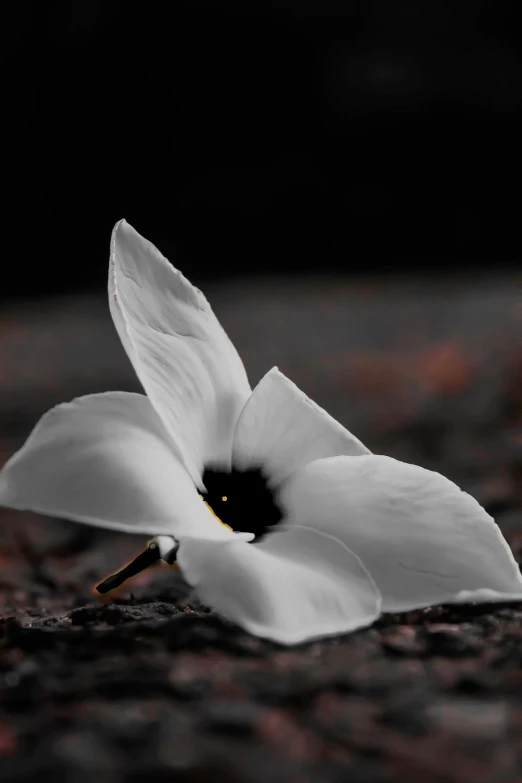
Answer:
280, 455, 522, 613
110, 220, 251, 486
177, 525, 381, 645
0, 392, 232, 540
233, 367, 370, 487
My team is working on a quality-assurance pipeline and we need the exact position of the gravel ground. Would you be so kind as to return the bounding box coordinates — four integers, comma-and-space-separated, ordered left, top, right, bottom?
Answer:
0, 273, 521, 783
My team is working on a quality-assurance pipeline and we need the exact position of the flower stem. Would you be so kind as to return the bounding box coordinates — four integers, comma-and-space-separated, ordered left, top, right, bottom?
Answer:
95, 545, 161, 595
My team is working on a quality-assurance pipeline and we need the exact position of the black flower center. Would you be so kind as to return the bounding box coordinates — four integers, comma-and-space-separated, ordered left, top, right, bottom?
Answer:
202, 466, 283, 540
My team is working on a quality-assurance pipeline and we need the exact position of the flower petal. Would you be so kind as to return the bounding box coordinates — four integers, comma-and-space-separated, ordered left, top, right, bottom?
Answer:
279, 455, 522, 612
232, 367, 370, 487
110, 220, 251, 486
0, 392, 233, 540
177, 524, 381, 645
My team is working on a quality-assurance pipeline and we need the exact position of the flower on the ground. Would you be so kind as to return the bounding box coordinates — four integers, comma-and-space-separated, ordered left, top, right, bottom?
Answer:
1, 220, 521, 644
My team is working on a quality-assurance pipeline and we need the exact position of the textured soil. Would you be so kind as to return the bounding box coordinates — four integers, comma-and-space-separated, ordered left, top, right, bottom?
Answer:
0, 274, 521, 783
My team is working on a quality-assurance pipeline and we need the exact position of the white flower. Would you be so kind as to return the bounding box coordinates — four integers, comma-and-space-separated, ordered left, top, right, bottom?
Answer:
1, 220, 521, 645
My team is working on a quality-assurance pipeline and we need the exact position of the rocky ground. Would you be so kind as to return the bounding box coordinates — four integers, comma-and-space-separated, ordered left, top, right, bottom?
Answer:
0, 273, 521, 783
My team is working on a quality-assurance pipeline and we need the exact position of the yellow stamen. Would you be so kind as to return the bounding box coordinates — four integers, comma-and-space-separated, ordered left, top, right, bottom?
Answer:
203, 500, 233, 530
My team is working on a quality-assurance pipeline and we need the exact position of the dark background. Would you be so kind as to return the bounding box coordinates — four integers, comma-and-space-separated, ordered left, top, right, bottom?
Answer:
3, 0, 520, 302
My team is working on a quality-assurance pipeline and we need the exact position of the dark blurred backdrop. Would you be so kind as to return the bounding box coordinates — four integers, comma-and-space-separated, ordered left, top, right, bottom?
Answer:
2, 0, 520, 301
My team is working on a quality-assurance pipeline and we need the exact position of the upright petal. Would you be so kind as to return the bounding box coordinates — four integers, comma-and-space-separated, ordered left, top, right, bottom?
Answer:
177, 525, 381, 645
233, 367, 370, 487
110, 220, 251, 487
280, 455, 522, 612
0, 392, 232, 540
